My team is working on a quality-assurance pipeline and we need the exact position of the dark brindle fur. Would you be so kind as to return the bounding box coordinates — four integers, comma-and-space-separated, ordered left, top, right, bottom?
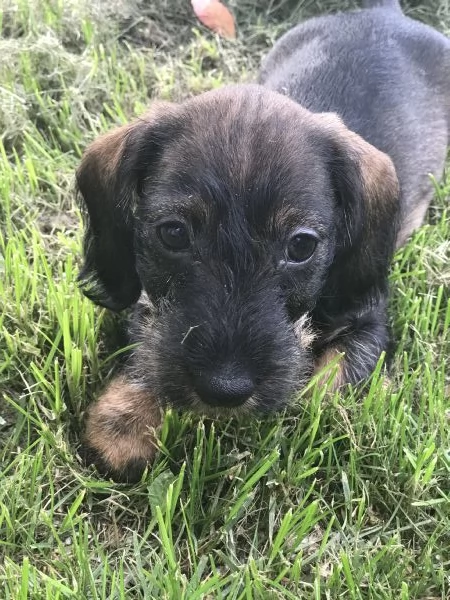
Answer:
76, 0, 450, 481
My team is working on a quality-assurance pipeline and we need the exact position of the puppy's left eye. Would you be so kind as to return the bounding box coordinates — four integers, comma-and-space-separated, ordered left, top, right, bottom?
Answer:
286, 230, 319, 263
157, 221, 190, 252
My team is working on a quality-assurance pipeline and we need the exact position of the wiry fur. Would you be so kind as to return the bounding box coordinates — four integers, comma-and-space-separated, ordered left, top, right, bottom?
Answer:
76, 0, 450, 481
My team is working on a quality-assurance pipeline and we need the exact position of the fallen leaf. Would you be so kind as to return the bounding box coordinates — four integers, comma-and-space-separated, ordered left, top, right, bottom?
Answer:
191, 0, 236, 38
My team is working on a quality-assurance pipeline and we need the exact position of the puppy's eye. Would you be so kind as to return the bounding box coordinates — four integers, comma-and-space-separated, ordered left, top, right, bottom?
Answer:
157, 221, 190, 252
286, 230, 318, 263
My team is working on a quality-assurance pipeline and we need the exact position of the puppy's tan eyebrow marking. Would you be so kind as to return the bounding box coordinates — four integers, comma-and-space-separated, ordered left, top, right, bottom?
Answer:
272, 204, 326, 236
143, 194, 209, 223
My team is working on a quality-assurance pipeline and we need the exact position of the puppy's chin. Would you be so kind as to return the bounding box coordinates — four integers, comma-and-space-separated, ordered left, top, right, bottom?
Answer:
187, 392, 261, 418
184, 386, 297, 417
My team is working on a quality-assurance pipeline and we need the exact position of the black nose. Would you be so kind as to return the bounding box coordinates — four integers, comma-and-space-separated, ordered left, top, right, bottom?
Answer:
194, 368, 255, 407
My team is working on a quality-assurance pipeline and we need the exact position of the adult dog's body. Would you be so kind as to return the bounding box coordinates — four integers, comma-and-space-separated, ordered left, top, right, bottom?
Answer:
259, 0, 450, 247
76, 0, 450, 481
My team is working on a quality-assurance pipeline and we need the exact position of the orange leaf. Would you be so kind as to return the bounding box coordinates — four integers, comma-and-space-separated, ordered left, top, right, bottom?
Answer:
191, 0, 236, 39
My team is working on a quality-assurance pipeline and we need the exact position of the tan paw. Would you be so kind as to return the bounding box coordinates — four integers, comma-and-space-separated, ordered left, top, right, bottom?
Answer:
313, 347, 346, 391
82, 376, 162, 482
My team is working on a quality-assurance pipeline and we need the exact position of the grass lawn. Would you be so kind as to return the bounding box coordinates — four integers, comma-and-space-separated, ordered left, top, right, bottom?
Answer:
1, 0, 449, 597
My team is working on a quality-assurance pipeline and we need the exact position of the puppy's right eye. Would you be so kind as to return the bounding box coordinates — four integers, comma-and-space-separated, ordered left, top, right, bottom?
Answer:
286, 229, 319, 264
157, 221, 190, 252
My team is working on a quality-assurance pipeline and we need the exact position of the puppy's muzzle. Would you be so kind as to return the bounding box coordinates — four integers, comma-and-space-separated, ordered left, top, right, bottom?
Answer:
192, 363, 255, 407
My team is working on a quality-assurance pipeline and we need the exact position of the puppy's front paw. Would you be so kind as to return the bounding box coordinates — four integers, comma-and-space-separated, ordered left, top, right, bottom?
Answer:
81, 376, 162, 483
314, 347, 346, 391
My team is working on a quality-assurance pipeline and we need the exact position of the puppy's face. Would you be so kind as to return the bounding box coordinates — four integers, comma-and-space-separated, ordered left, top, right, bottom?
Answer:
77, 85, 398, 412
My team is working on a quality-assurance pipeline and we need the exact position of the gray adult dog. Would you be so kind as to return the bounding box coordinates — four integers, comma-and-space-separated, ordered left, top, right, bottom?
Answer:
77, 0, 449, 481
259, 0, 450, 246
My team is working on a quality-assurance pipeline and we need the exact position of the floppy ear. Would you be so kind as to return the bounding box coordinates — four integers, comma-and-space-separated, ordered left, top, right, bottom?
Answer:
318, 113, 400, 303
76, 104, 174, 311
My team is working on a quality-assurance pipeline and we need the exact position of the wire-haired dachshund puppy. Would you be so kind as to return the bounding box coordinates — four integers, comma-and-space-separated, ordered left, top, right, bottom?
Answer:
76, 0, 450, 481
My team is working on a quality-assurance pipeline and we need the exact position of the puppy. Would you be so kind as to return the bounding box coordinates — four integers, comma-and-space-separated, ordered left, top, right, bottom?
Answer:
76, 0, 449, 481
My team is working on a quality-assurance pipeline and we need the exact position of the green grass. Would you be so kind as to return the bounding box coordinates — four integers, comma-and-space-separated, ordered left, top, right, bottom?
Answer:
1, 0, 449, 597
